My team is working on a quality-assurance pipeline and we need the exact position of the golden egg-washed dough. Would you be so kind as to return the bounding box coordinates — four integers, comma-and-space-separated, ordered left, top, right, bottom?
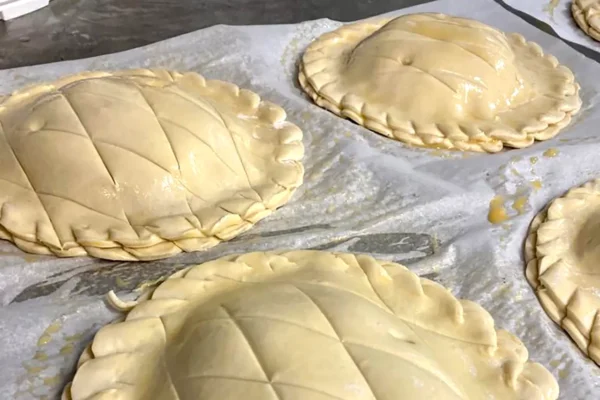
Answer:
63, 251, 558, 400
0, 69, 304, 261
525, 178, 600, 365
299, 13, 581, 153
572, 0, 600, 41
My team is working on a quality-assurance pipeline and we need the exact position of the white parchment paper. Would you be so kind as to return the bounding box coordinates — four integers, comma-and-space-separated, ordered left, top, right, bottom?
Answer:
502, 0, 600, 53
1, 0, 599, 398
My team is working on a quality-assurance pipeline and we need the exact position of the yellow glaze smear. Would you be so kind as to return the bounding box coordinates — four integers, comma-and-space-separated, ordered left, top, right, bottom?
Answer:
43, 375, 61, 386
510, 167, 523, 178
36, 321, 62, 347
37, 334, 52, 347
65, 333, 84, 342
512, 196, 527, 214
33, 351, 48, 361
23, 363, 46, 374
45, 321, 62, 334
488, 195, 509, 224
530, 156, 538, 165
558, 368, 570, 379
60, 343, 75, 355
543, 148, 559, 158
531, 180, 542, 191
544, 0, 560, 19
115, 276, 128, 288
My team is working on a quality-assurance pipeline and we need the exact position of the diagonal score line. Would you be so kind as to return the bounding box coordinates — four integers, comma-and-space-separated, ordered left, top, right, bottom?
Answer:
188, 315, 339, 343
0, 176, 33, 192
175, 374, 270, 385
294, 281, 392, 316
61, 93, 117, 187
273, 381, 346, 400
133, 87, 206, 217
173, 375, 345, 400
0, 120, 62, 243
363, 55, 457, 94
37, 191, 128, 223
164, 86, 264, 203
158, 116, 239, 176
133, 86, 196, 217
291, 286, 379, 400
370, 27, 499, 71
74, 89, 158, 116
220, 305, 282, 400
25, 127, 87, 139
345, 342, 467, 400
446, 41, 497, 71
63, 92, 146, 234
215, 111, 264, 203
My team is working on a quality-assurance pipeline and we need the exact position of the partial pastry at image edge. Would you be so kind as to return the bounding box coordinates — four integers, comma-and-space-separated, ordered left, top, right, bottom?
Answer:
525, 178, 600, 366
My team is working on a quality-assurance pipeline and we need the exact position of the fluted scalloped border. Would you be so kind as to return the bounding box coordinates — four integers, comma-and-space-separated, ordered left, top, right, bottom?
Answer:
525, 178, 600, 366
298, 13, 582, 153
572, 0, 600, 42
0, 69, 304, 261
62, 250, 558, 399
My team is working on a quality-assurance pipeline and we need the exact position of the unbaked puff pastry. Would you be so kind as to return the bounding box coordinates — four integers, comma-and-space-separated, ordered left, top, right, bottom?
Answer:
63, 251, 558, 400
0, 69, 304, 261
299, 13, 581, 153
525, 179, 600, 365
572, 0, 600, 41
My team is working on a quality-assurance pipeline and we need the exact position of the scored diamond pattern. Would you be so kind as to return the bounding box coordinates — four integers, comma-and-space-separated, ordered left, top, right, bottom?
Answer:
0, 70, 303, 259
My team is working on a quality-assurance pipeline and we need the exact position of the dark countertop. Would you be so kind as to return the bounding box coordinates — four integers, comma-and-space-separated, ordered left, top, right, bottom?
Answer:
0, 0, 597, 69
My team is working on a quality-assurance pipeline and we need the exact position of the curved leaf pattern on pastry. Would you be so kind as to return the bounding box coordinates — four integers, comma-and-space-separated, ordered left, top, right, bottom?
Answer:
525, 178, 600, 365
0, 69, 304, 261
298, 13, 581, 153
63, 251, 558, 400
572, 0, 600, 41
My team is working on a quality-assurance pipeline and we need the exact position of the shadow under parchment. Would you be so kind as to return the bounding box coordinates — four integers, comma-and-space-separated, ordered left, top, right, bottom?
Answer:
11, 229, 437, 303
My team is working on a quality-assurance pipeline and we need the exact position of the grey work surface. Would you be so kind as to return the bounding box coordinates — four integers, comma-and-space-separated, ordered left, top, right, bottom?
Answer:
0, 0, 599, 69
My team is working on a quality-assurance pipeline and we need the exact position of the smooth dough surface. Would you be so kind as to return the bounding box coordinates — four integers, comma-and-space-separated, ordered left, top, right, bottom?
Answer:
64, 250, 558, 400
0, 69, 304, 261
299, 13, 581, 153
525, 178, 600, 365
572, 0, 600, 41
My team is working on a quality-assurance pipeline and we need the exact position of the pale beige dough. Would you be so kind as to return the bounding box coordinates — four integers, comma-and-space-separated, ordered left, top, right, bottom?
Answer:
63, 251, 558, 400
299, 13, 581, 153
572, 0, 600, 41
525, 178, 600, 365
0, 69, 304, 261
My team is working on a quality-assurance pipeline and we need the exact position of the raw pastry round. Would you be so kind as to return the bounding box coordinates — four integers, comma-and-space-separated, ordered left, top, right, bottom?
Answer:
572, 0, 600, 41
525, 178, 600, 365
64, 251, 558, 400
299, 13, 582, 153
0, 69, 304, 261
